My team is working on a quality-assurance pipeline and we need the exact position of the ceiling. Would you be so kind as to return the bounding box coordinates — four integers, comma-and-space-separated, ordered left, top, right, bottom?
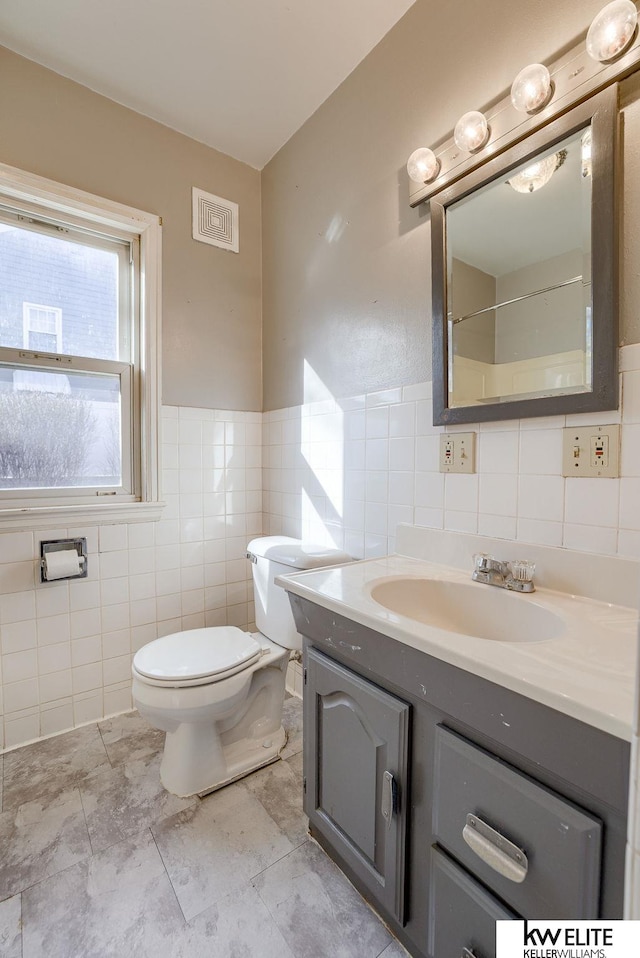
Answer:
0, 0, 417, 170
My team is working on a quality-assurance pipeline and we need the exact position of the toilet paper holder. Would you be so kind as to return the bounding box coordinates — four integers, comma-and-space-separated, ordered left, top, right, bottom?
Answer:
40, 538, 88, 582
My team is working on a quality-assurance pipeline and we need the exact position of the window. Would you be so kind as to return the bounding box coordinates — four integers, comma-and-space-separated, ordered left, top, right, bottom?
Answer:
22, 303, 63, 352
0, 163, 162, 529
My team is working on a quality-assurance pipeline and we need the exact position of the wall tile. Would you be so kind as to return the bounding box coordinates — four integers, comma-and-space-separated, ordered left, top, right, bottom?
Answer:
478, 431, 519, 474
519, 429, 564, 475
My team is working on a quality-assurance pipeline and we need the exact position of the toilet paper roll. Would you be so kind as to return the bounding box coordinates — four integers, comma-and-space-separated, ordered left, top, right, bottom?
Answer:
43, 550, 82, 581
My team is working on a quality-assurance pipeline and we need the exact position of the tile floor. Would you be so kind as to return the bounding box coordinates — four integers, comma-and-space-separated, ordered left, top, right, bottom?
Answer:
0, 697, 407, 958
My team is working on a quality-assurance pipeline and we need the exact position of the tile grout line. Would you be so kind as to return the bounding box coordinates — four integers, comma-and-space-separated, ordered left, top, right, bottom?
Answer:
148, 827, 190, 927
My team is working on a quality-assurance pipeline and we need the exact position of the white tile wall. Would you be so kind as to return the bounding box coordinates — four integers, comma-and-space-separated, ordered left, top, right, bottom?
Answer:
262, 346, 640, 561
0, 405, 261, 750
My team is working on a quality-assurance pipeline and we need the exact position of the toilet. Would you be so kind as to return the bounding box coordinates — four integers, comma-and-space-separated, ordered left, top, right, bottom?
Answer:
132, 536, 350, 797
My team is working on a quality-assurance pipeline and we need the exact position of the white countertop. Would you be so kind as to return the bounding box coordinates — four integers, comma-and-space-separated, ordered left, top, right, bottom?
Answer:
277, 553, 639, 741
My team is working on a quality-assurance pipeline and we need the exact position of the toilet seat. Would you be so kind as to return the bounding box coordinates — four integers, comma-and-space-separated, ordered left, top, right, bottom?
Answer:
132, 627, 262, 688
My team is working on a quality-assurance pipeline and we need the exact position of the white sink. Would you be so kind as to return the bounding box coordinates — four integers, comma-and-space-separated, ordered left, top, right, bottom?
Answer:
368, 577, 565, 643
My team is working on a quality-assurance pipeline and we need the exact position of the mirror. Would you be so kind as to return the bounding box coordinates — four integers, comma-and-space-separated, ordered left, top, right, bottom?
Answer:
431, 86, 618, 425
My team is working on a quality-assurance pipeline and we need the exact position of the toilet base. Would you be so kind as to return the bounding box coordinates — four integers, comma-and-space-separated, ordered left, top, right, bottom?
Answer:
159, 719, 288, 797
192, 724, 287, 797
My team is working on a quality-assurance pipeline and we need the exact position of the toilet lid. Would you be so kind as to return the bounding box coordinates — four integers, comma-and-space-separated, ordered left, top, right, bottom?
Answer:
133, 627, 262, 682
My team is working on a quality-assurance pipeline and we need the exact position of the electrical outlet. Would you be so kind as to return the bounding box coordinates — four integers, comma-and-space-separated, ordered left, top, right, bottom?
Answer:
439, 432, 476, 474
562, 425, 620, 478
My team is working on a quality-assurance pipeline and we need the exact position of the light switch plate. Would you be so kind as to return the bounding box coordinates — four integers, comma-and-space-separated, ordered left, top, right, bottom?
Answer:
562, 425, 620, 478
439, 432, 476, 474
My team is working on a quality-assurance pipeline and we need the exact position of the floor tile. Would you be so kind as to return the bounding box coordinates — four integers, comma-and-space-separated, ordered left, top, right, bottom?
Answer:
0, 789, 92, 901
168, 882, 296, 958
379, 939, 412, 957
286, 749, 304, 788
21, 830, 186, 958
98, 710, 165, 767
253, 839, 392, 958
2, 725, 110, 812
240, 754, 309, 846
0, 753, 4, 813
0, 894, 22, 958
152, 780, 295, 921
79, 753, 197, 853
280, 695, 303, 760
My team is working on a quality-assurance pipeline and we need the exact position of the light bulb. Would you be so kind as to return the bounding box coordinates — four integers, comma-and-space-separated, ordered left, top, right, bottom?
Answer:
406, 147, 440, 184
453, 111, 490, 152
586, 0, 638, 62
507, 151, 566, 194
511, 63, 552, 113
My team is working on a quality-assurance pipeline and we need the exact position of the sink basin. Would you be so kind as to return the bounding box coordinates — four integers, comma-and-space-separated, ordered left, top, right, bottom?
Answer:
368, 577, 565, 643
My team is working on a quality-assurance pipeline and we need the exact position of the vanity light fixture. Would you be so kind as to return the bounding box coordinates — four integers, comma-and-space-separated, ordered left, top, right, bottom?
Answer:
406, 147, 440, 184
510, 63, 553, 113
453, 111, 490, 152
586, 0, 638, 62
406, 0, 640, 204
507, 149, 567, 194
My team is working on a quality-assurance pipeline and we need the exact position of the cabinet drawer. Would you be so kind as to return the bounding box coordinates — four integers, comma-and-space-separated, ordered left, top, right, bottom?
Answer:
433, 726, 602, 918
429, 846, 517, 958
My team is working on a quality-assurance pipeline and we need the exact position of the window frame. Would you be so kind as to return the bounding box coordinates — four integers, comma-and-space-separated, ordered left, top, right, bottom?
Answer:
0, 161, 163, 530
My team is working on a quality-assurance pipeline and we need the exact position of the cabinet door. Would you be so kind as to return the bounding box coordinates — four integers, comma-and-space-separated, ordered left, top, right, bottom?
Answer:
305, 648, 410, 923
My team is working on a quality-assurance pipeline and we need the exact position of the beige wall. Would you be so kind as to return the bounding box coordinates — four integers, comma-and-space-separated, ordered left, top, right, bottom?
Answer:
451, 258, 496, 364
262, 0, 640, 410
0, 46, 262, 411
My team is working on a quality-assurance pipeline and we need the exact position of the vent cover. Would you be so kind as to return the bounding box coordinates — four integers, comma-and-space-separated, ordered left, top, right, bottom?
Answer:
192, 188, 239, 253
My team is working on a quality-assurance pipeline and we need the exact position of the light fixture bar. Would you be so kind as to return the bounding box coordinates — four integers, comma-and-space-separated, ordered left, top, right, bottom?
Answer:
409, 3, 640, 208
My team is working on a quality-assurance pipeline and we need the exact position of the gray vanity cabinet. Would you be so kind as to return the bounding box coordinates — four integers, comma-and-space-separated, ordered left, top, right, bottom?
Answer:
304, 647, 410, 922
290, 592, 630, 958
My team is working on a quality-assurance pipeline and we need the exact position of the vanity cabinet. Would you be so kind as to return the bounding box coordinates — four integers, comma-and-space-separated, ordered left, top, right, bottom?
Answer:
292, 594, 630, 958
305, 648, 410, 922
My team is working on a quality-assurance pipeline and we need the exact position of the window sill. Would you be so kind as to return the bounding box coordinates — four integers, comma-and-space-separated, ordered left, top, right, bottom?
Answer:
0, 500, 165, 532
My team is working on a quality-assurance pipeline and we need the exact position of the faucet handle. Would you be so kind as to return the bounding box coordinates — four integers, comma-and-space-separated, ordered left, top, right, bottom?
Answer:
510, 559, 536, 584
473, 553, 492, 573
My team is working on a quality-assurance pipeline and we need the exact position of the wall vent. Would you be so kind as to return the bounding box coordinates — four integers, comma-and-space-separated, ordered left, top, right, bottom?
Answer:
192, 188, 239, 253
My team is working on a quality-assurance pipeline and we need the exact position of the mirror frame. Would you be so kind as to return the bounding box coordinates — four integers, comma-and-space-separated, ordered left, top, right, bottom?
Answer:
431, 84, 619, 425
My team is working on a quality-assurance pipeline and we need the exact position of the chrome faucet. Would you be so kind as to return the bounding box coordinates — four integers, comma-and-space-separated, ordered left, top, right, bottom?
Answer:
472, 553, 536, 593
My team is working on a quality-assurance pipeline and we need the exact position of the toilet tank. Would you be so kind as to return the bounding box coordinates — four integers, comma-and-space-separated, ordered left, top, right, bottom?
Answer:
247, 536, 351, 651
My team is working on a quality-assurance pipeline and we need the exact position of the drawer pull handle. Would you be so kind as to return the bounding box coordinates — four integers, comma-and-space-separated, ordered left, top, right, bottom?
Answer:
381, 770, 397, 829
462, 813, 528, 883
461, 950, 478, 958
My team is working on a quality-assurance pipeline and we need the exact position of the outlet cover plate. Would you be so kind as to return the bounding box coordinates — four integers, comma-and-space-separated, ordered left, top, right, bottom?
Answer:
439, 432, 476, 474
562, 424, 620, 478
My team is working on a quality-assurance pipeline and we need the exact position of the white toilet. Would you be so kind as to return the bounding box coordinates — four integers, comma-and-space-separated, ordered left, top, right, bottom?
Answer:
132, 536, 350, 797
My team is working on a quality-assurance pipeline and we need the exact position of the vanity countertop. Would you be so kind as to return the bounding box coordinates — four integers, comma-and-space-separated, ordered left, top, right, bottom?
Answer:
277, 553, 639, 741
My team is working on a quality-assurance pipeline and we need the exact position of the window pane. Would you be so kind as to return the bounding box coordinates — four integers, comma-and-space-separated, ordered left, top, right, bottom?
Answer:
0, 220, 124, 360
0, 364, 122, 490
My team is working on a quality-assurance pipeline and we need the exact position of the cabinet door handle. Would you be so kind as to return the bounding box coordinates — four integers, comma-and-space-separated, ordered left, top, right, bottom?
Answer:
462, 813, 528, 883
461, 949, 478, 958
381, 770, 397, 829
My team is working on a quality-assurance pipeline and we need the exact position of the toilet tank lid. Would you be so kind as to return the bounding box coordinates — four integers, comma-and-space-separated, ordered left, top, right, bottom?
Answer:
247, 536, 351, 570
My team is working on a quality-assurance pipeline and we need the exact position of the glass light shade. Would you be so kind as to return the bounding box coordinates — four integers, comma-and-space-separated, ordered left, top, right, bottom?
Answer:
581, 129, 593, 178
508, 153, 560, 194
454, 111, 490, 152
510, 63, 552, 113
406, 147, 440, 184
586, 0, 638, 62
